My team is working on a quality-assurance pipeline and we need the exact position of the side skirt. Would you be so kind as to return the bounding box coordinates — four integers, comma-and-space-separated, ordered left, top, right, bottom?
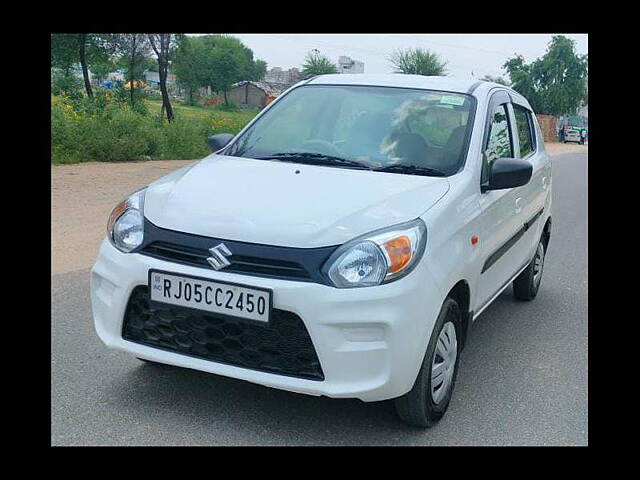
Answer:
472, 260, 531, 322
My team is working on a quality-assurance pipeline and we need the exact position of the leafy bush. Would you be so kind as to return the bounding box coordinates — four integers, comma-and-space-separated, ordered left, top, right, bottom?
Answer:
51, 94, 255, 164
79, 109, 162, 161
51, 69, 83, 98
157, 118, 209, 160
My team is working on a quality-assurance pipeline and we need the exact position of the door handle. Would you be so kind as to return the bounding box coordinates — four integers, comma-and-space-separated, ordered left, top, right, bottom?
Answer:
515, 197, 523, 214
542, 177, 548, 189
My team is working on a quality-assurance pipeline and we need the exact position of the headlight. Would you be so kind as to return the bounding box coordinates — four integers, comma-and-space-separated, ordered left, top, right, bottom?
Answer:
107, 188, 146, 253
323, 218, 427, 288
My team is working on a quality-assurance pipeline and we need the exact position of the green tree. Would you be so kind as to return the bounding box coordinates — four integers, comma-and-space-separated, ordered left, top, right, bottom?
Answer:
503, 55, 541, 110
210, 48, 242, 106
480, 75, 510, 86
90, 59, 117, 84
148, 34, 176, 122
51, 67, 83, 97
51, 34, 117, 98
301, 50, 338, 77
389, 48, 447, 76
172, 34, 204, 105
173, 35, 267, 105
503, 35, 587, 116
251, 59, 268, 81
113, 34, 152, 108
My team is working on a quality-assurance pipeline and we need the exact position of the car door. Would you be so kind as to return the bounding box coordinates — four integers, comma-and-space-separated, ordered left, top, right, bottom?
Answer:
475, 90, 530, 311
509, 95, 551, 262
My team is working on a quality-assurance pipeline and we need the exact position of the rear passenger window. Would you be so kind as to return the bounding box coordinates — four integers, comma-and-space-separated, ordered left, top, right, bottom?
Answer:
483, 104, 513, 184
513, 105, 534, 157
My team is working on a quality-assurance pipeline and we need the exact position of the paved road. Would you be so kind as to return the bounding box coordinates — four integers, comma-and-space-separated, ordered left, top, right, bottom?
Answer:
51, 152, 588, 445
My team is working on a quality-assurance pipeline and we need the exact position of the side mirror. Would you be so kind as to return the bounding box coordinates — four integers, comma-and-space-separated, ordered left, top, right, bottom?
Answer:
208, 133, 234, 152
484, 157, 533, 191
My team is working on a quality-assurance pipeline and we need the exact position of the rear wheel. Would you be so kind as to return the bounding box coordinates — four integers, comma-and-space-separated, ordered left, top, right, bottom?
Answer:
394, 297, 462, 427
513, 239, 545, 301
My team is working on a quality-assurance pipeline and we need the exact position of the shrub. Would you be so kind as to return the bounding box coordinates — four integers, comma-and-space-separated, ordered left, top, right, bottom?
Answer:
51, 69, 83, 98
81, 109, 162, 161
51, 94, 258, 164
157, 118, 210, 160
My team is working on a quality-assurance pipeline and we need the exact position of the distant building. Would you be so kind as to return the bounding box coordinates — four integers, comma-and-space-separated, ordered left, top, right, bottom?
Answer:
264, 67, 302, 87
143, 70, 176, 88
337, 56, 364, 74
222, 81, 285, 109
105, 69, 125, 83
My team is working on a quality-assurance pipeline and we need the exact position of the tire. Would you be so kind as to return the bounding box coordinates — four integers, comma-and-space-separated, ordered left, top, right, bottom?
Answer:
513, 238, 546, 301
394, 297, 462, 427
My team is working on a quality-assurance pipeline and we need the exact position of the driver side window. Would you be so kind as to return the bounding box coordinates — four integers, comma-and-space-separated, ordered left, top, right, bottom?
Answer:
482, 103, 513, 184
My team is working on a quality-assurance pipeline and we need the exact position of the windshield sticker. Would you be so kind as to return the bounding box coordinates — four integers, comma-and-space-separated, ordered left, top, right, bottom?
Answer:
440, 95, 465, 106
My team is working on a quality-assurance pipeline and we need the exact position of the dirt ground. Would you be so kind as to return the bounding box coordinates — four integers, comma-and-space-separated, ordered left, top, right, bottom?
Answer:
51, 160, 195, 275
51, 142, 587, 275
543, 141, 587, 156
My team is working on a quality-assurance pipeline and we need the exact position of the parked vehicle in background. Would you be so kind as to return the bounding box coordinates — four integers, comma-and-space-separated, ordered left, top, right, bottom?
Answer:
558, 116, 587, 144
91, 74, 552, 427
579, 129, 586, 145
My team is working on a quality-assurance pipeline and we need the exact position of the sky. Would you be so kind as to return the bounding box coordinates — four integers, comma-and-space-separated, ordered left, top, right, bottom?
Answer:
194, 34, 588, 80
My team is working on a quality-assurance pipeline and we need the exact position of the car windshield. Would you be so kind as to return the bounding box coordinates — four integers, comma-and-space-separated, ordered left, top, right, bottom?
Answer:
226, 85, 475, 176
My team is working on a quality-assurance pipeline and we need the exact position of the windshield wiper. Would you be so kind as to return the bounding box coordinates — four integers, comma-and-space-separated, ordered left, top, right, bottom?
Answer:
254, 152, 372, 170
374, 164, 447, 177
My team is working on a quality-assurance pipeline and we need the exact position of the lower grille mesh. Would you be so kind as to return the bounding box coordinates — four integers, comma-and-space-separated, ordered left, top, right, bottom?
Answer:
122, 286, 324, 381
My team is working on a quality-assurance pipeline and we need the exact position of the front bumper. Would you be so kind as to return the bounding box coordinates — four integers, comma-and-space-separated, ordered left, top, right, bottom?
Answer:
91, 238, 445, 402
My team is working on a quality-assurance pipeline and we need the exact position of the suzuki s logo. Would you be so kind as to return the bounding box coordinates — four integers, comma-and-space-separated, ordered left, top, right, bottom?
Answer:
207, 243, 232, 270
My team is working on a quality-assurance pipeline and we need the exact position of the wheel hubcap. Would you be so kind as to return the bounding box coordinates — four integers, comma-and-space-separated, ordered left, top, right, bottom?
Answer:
532, 241, 545, 288
431, 321, 458, 404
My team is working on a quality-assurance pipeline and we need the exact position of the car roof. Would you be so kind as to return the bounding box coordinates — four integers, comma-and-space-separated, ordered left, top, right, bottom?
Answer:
306, 73, 484, 95
298, 74, 536, 111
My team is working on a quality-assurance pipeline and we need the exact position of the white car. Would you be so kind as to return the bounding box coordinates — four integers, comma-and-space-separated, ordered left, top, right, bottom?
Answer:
91, 74, 552, 427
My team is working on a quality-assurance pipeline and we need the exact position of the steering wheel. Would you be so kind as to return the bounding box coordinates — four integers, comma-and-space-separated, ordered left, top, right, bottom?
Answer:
301, 139, 344, 157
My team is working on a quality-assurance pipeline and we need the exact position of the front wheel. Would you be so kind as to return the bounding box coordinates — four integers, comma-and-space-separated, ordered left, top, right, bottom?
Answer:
513, 239, 546, 301
394, 297, 462, 427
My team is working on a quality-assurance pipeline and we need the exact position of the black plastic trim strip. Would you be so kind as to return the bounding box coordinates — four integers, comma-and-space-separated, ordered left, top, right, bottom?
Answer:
481, 227, 525, 274
136, 218, 339, 285
524, 208, 544, 231
481, 207, 544, 274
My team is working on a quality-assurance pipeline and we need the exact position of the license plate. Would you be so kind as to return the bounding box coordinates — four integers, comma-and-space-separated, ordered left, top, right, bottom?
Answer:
148, 270, 271, 323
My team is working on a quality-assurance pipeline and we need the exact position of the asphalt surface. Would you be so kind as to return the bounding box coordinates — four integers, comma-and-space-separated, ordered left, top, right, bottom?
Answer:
51, 151, 588, 445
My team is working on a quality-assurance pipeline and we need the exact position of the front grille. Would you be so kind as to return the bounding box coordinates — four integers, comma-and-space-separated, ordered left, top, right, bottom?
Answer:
141, 242, 311, 280
122, 286, 324, 381
136, 218, 338, 285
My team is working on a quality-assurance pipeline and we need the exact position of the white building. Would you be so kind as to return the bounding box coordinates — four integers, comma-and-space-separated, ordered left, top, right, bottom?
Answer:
143, 70, 176, 88
337, 56, 364, 74
264, 67, 301, 86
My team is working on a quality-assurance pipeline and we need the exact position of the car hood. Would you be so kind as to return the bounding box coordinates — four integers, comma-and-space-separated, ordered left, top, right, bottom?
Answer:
144, 154, 450, 248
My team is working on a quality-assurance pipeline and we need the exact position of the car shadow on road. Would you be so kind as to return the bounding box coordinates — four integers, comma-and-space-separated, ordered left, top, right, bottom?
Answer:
106, 356, 424, 445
